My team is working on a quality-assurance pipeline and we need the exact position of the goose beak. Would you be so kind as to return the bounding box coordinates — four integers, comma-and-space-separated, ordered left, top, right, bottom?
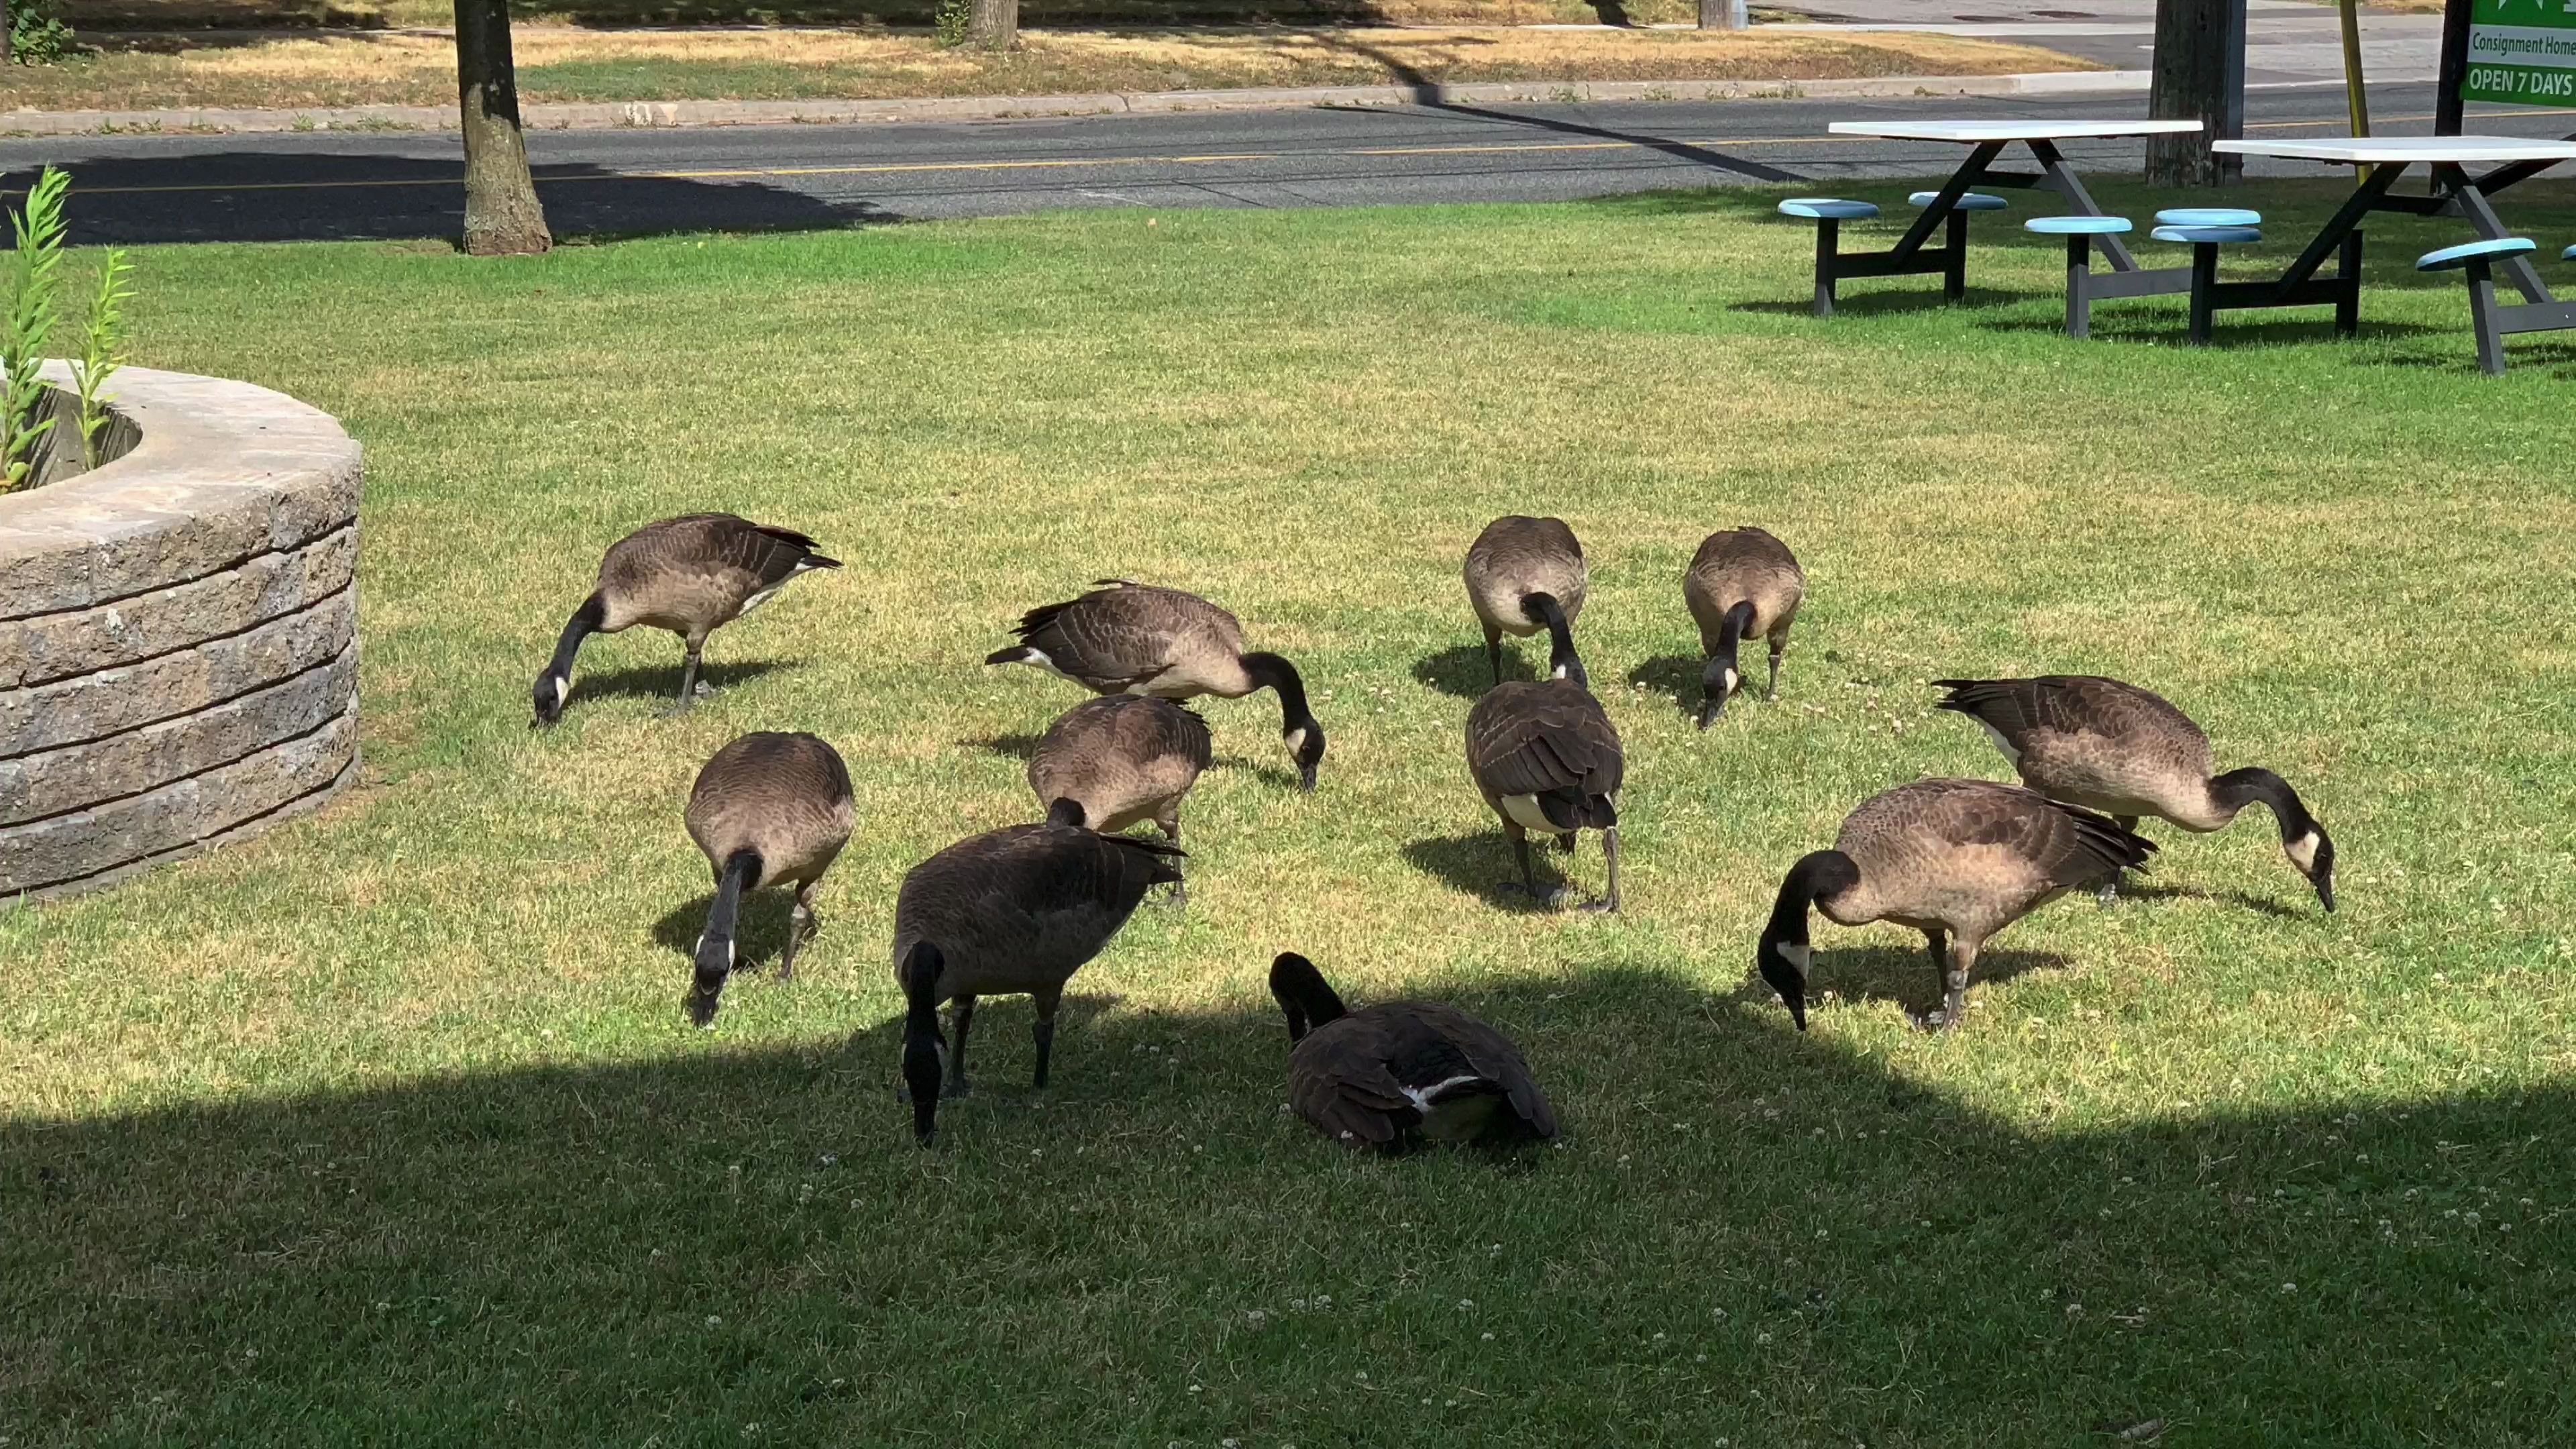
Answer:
2314, 875, 2336, 914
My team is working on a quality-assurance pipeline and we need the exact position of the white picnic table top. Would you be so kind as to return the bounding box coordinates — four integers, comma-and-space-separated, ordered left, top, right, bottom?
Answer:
1826, 119, 2204, 144
2213, 135, 2576, 164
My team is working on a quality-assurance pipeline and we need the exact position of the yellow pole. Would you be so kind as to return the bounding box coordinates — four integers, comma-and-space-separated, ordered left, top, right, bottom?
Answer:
2340, 0, 2374, 182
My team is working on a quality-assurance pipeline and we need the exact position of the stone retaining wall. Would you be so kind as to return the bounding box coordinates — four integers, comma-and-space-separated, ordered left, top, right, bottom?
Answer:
1, 364, 362, 901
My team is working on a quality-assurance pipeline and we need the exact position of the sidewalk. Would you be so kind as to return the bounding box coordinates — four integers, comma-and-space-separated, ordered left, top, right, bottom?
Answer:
3, 67, 2153, 137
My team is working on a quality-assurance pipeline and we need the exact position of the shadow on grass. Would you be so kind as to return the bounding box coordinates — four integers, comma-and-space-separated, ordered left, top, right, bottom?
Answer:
1730, 286, 2021, 318
1413, 642, 1532, 698
1627, 652, 1702, 717
4, 963, 2569, 1439
1402, 829, 1604, 912
2119, 877, 2308, 922
1803, 941, 2076, 1022
567, 657, 789, 712
649, 883, 829, 967
963, 731, 1044, 762
1, 151, 894, 248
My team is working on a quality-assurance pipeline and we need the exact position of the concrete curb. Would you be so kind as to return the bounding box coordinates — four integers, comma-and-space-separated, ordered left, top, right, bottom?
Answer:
0, 68, 2147, 138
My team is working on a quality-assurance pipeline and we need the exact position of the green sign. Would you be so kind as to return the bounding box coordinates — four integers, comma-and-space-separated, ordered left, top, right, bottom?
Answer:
2464, 0, 2576, 105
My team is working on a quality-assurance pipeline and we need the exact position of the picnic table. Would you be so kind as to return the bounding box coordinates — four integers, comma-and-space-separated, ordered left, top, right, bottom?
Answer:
2211, 135, 2576, 315
1791, 119, 2204, 314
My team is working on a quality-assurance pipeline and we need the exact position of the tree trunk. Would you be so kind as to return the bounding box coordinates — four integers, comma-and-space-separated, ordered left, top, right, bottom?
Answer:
2145, 0, 2247, 187
1699, 0, 1747, 28
454, 0, 551, 256
968, 0, 1016, 49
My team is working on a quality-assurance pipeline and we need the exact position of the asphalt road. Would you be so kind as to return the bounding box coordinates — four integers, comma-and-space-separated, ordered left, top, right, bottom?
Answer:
5, 83, 2571, 246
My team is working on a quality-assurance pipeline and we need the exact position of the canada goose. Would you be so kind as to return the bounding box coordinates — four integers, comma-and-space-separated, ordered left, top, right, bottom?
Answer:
1268, 952, 1558, 1150
682, 731, 855, 1028
1758, 778, 2155, 1032
1027, 696, 1211, 904
892, 804, 1183, 1144
531, 513, 840, 728
1931, 676, 2335, 912
1464, 651, 1624, 912
985, 581, 1327, 791
1463, 515, 1587, 688
1683, 526, 1805, 727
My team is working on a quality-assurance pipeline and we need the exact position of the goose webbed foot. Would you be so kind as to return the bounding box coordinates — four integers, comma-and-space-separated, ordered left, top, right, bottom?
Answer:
2096, 875, 2123, 908
1906, 1006, 1961, 1033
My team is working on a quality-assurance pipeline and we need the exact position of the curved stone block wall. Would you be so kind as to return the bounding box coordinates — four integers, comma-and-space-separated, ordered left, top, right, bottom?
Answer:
1, 365, 362, 900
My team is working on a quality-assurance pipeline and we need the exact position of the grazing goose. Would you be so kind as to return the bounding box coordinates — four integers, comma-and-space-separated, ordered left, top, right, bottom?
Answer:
1462, 515, 1588, 688
1683, 526, 1805, 727
1758, 778, 2155, 1032
1026, 696, 1211, 905
892, 805, 1183, 1144
1268, 952, 1558, 1150
1464, 649, 1624, 913
985, 581, 1327, 791
532, 513, 840, 727
682, 731, 855, 1028
1932, 676, 2335, 912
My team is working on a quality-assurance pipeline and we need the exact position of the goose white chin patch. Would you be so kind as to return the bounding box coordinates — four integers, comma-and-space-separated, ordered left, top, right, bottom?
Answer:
1283, 727, 1308, 755
1976, 720, 2023, 766
551, 675, 569, 706
1721, 667, 1740, 697
1775, 942, 1812, 979
2286, 830, 2321, 873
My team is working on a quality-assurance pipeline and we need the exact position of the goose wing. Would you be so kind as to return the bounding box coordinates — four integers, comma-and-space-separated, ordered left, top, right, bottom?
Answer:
1466, 684, 1623, 818
1007, 585, 1232, 692
1911, 778, 2155, 888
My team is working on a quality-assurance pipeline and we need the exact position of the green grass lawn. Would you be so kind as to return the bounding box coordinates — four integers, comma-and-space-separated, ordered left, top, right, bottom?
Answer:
5, 180, 2574, 1446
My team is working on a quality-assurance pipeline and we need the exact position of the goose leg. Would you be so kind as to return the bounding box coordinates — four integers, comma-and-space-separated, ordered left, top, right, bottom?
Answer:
1499, 823, 1564, 910
1907, 929, 1950, 1030
779, 880, 818, 981
1911, 932, 1976, 1032
1578, 826, 1621, 913
671, 643, 707, 716
2098, 816, 2139, 906
1483, 624, 1504, 688
945, 995, 976, 1098
1031, 988, 1062, 1090
1159, 814, 1187, 908
1766, 639, 1786, 702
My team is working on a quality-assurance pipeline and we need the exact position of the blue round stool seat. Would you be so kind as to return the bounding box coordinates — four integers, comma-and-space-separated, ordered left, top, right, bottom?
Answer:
2025, 215, 2133, 235
2155, 207, 2262, 227
1911, 191, 2009, 211
2418, 236, 2537, 271
2563, 243, 2576, 262
2152, 224, 2263, 245
1779, 198, 1880, 221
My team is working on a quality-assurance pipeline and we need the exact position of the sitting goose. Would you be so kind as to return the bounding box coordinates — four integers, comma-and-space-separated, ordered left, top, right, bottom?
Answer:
532, 513, 840, 727
1268, 952, 1558, 1150
1026, 696, 1212, 905
984, 581, 1326, 791
1462, 515, 1588, 689
1464, 649, 1624, 912
1758, 778, 2155, 1032
682, 731, 855, 1028
893, 804, 1183, 1144
1931, 676, 2335, 912
1683, 525, 1805, 727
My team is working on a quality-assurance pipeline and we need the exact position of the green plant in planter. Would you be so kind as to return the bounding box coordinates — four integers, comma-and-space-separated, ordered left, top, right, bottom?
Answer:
74, 248, 133, 468
3, 167, 70, 493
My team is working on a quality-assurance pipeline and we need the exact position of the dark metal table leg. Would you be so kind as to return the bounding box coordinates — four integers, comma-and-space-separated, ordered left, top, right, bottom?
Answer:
1945, 209, 1968, 301
2067, 234, 2093, 339
2029, 138, 2139, 271
2336, 229, 2363, 337
2437, 163, 2554, 304
1814, 219, 1838, 318
2467, 258, 2508, 375
2188, 244, 2219, 345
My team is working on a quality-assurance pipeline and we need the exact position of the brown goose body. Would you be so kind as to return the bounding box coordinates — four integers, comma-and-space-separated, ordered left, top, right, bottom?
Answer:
1269, 953, 1557, 1150
1027, 696, 1212, 839
533, 513, 840, 726
1464, 515, 1587, 685
1757, 778, 2154, 1031
1682, 526, 1805, 726
986, 581, 1326, 790
891, 818, 1183, 1127
1464, 678, 1625, 911
682, 731, 855, 1026
1933, 676, 2335, 911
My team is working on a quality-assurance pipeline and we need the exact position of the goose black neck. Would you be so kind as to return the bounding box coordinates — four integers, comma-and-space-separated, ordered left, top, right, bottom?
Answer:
696, 849, 761, 989
548, 592, 604, 680
1523, 592, 1587, 690
900, 943, 948, 1144
1242, 652, 1315, 731
1044, 796, 1087, 828
2212, 767, 2312, 841
1767, 849, 1857, 945
1716, 600, 1756, 660
1269, 953, 1348, 1042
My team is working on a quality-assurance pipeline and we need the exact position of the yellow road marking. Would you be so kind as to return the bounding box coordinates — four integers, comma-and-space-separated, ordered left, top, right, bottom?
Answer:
21, 109, 2576, 198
